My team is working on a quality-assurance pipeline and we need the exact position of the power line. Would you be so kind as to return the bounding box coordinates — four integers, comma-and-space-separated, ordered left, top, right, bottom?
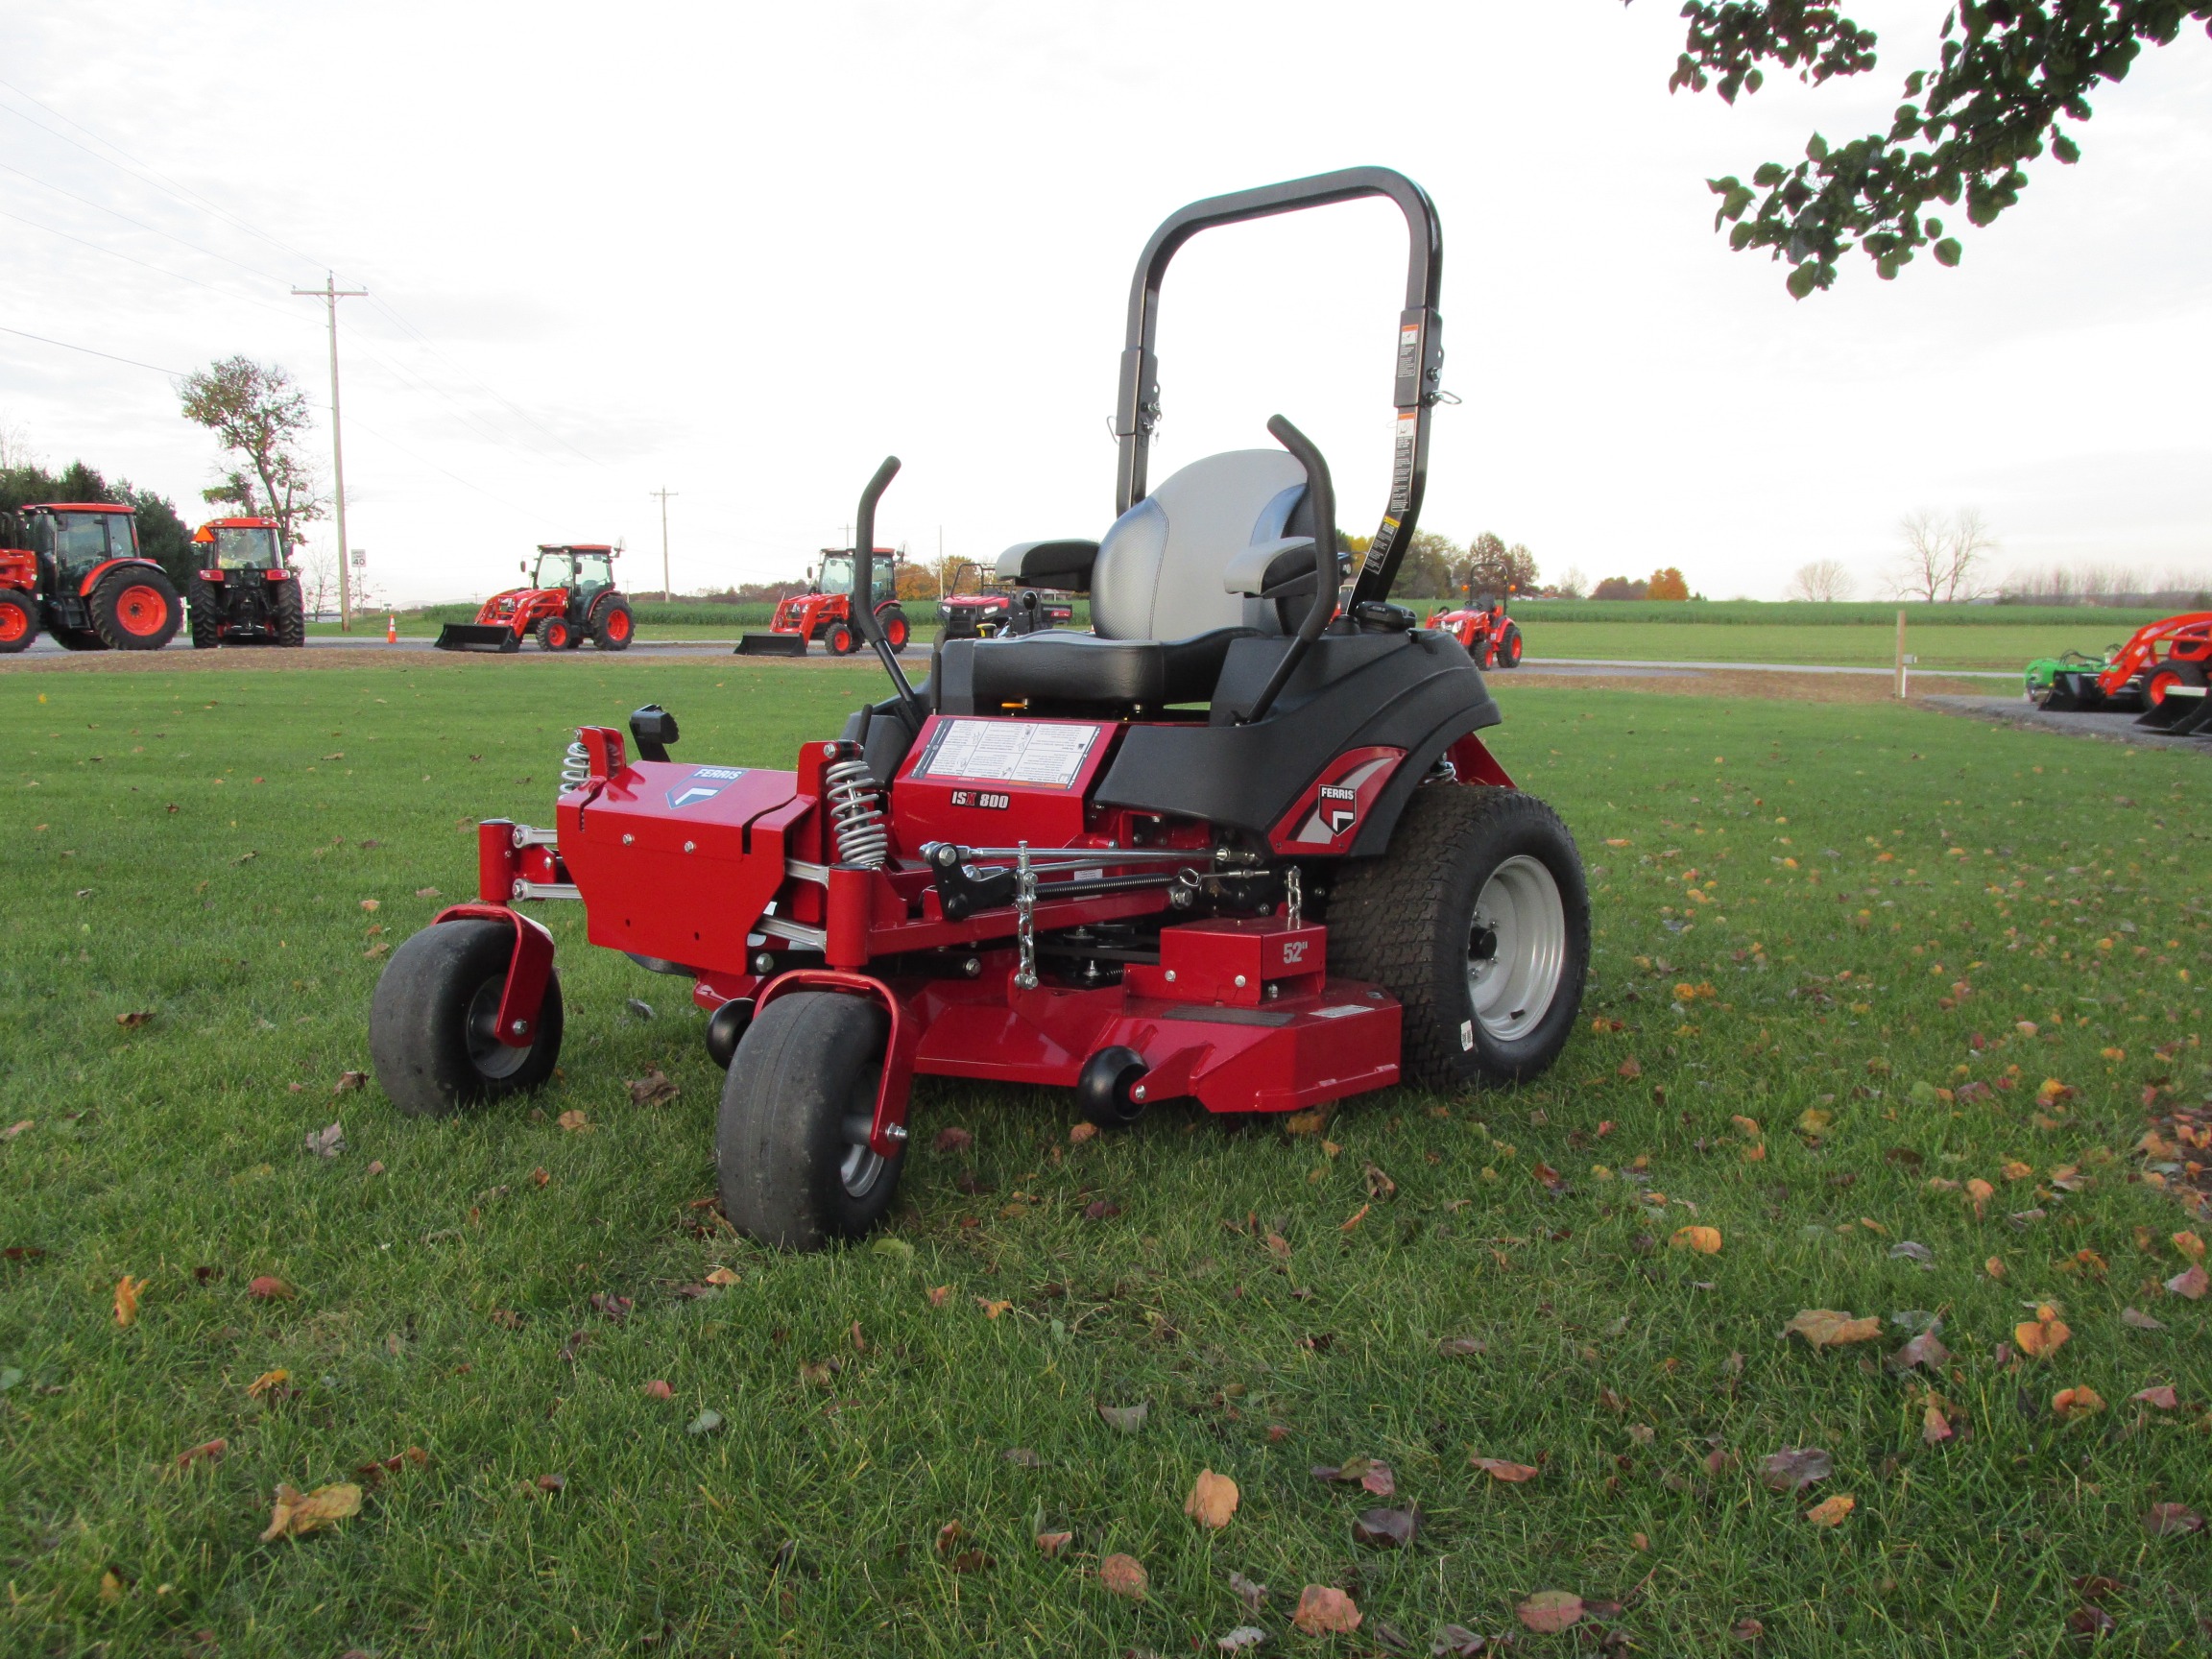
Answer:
363, 296, 606, 468
0, 158, 297, 287
0, 322, 183, 376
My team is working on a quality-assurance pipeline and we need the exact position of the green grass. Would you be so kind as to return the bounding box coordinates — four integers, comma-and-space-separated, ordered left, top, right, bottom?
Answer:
3, 661, 2208, 1657
1504, 621, 2122, 672
1494, 600, 2194, 629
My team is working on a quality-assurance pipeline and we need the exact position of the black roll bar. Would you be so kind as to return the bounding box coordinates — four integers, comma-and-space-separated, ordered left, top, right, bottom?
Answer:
1112, 166, 1445, 607
850, 456, 926, 731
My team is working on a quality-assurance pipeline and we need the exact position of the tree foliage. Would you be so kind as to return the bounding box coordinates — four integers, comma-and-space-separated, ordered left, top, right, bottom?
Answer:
1455, 532, 1541, 601
0, 453, 194, 589
177, 356, 325, 552
1651, 1, 2212, 294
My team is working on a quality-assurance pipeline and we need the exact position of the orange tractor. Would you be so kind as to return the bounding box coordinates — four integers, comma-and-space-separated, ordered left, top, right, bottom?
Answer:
187, 517, 304, 647
735, 546, 910, 656
0, 501, 180, 653
437, 544, 635, 653
1426, 592, 1524, 669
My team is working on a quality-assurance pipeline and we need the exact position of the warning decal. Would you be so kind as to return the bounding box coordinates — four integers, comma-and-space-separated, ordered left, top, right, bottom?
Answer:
919, 719, 1100, 790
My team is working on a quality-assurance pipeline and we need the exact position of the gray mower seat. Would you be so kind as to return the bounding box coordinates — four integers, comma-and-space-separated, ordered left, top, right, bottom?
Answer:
936, 447, 1310, 712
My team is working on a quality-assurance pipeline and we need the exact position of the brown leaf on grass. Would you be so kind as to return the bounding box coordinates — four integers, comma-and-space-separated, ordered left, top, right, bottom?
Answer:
115, 1009, 153, 1028
931, 1126, 973, 1153
245, 1368, 292, 1401
174, 1439, 228, 1470
2143, 1503, 2204, 1537
933, 1520, 965, 1557
627, 1069, 680, 1107
1730, 1618, 1766, 1642
950, 1547, 997, 1573
2166, 1263, 2209, 1301
1097, 1401, 1149, 1434
589, 1292, 634, 1323
2175, 1231, 2206, 1262
1339, 1203, 1372, 1234
1758, 1447, 1832, 1492
333, 1070, 368, 1094
1217, 1627, 1268, 1654
556, 1110, 591, 1133
1294, 1585, 1362, 1634
1516, 1591, 1584, 1634
2131, 1384, 2179, 1409
490, 1308, 523, 1329
1922, 1402, 1954, 1444
302, 1120, 346, 1159
704, 1266, 740, 1286
1068, 1121, 1097, 1144
642, 1380, 674, 1400
1471, 1456, 1539, 1483
2121, 1307, 2167, 1331
2, 1119, 32, 1141
113, 1274, 146, 1327
1265, 1231, 1291, 1263
1363, 1162, 1397, 1201
259, 1480, 362, 1542
1438, 1336, 1488, 1358
1671, 1225, 1722, 1255
1083, 1198, 1121, 1220
1888, 1332, 1950, 1373
2051, 1386, 2106, 1421
974, 1297, 1011, 1319
249, 1276, 297, 1301
356, 1447, 429, 1487
1984, 1255, 2008, 1280
1284, 1104, 1334, 1137
1803, 1494, 1856, 1527
1229, 1571, 1270, 1613
1311, 1457, 1396, 1496
1099, 1552, 1148, 1599
535, 1473, 566, 1494
2015, 1306, 2072, 1358
1352, 1505, 1420, 1548
1617, 1058, 1642, 1080
1033, 1528, 1072, 1556
1782, 1310, 1883, 1350
1184, 1468, 1239, 1528
1796, 1107, 1832, 1135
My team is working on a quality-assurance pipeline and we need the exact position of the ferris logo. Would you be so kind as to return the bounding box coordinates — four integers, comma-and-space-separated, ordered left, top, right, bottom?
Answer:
950, 789, 1010, 810
1318, 783, 1358, 834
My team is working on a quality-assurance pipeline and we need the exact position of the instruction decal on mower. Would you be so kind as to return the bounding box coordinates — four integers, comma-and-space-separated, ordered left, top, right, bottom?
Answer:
666, 766, 747, 809
918, 718, 1099, 789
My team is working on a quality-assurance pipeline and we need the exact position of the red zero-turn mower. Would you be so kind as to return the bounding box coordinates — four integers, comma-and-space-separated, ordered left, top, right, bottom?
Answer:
370, 168, 1590, 1250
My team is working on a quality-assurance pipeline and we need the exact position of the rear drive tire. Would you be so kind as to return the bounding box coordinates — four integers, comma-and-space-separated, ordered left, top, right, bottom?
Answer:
823, 621, 856, 657
189, 575, 223, 648
536, 616, 571, 651
0, 589, 36, 653
91, 568, 181, 650
590, 596, 634, 650
717, 991, 905, 1250
273, 580, 305, 647
1325, 782, 1588, 1091
369, 920, 565, 1118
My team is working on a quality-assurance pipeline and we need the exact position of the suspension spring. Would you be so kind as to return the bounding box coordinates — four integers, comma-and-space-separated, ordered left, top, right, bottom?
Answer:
559, 738, 590, 791
825, 754, 890, 869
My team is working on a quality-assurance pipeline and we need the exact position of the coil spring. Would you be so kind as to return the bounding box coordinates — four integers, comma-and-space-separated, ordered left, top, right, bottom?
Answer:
559, 738, 590, 791
825, 755, 889, 868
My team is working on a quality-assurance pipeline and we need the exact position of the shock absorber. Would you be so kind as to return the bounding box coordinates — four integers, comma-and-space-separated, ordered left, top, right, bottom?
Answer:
825, 747, 889, 869
559, 737, 591, 792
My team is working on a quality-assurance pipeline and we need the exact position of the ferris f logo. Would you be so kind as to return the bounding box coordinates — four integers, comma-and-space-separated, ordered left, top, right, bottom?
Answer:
665, 766, 745, 809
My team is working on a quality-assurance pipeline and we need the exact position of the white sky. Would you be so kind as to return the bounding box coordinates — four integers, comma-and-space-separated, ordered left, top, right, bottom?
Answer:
0, 1, 2205, 605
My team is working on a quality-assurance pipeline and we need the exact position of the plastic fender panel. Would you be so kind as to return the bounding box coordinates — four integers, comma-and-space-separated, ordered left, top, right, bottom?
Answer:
564, 762, 800, 974
1268, 747, 1404, 855
892, 714, 1120, 854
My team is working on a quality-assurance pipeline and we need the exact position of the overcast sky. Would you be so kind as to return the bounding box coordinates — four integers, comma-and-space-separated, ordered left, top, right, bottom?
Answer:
1, 1, 2205, 606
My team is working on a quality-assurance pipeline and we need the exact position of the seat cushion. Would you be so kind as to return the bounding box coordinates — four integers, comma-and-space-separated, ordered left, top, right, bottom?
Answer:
1091, 450, 1309, 640
935, 628, 1257, 711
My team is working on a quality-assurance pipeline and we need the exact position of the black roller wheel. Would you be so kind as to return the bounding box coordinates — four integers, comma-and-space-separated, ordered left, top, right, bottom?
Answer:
535, 615, 573, 652
823, 621, 856, 657
590, 596, 634, 651
273, 580, 305, 647
369, 920, 565, 1118
50, 625, 104, 651
716, 991, 905, 1250
1325, 782, 1588, 1090
188, 575, 224, 648
90, 567, 180, 650
0, 589, 36, 653
1076, 1046, 1148, 1128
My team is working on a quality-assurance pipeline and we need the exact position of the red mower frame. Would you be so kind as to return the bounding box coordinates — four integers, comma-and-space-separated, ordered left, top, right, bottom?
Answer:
373, 168, 1592, 1252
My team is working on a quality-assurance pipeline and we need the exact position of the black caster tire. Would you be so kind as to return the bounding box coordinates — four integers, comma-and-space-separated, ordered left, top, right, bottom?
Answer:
1076, 1046, 1148, 1128
716, 992, 905, 1251
1325, 782, 1588, 1090
370, 920, 565, 1118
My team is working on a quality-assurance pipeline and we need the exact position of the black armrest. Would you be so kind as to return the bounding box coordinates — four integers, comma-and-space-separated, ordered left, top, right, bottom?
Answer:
994, 539, 1099, 591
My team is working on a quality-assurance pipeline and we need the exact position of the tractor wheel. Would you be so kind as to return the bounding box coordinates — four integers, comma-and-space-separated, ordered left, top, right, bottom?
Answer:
0, 589, 37, 653
590, 596, 634, 650
535, 615, 572, 652
823, 621, 856, 656
273, 581, 305, 648
188, 576, 223, 649
369, 920, 565, 1118
877, 604, 910, 651
2144, 660, 2205, 707
716, 991, 905, 1250
1497, 625, 1524, 668
50, 626, 104, 651
90, 568, 181, 651
1324, 782, 1588, 1091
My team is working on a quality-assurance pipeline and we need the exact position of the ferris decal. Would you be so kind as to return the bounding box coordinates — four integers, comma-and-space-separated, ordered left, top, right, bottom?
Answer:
666, 766, 746, 809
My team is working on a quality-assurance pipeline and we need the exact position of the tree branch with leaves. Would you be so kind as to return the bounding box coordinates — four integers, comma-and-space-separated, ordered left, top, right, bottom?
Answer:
177, 357, 326, 554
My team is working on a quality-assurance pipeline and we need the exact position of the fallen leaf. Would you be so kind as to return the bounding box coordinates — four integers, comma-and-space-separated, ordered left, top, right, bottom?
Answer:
1339, 1203, 1372, 1234
1082, 1198, 1121, 1220
175, 1439, 228, 1470
245, 1369, 291, 1401
2121, 1306, 2167, 1331
1618, 1058, 1643, 1080
1438, 1336, 1488, 1358
1003, 1447, 1044, 1467
2166, 1263, 2209, 1301
2131, 1384, 2179, 1409
1671, 1225, 1722, 1255
1034, 1530, 1072, 1557
415, 886, 441, 897
2065, 1606, 2118, 1641
704, 1266, 740, 1286
1184, 1468, 1239, 1529
333, 1070, 368, 1094
2176, 1231, 2207, 1262
113, 1274, 146, 1327
1731, 1618, 1766, 1642
627, 1069, 680, 1107
589, 1292, 634, 1323
1352, 1505, 1420, 1548
2051, 1385, 2105, 1421
1966, 1178, 1995, 1218
1435, 1624, 1490, 1656
1, 1119, 31, 1140
1217, 1628, 1268, 1654
1284, 1105, 1334, 1136
1099, 1552, 1148, 1600
2143, 1503, 2204, 1536
686, 1408, 724, 1435
1295, 1585, 1362, 1635
2002, 1160, 2033, 1182
302, 1121, 345, 1159
115, 1009, 153, 1028
1803, 1494, 1856, 1527
642, 1380, 674, 1400
1471, 1456, 1539, 1483
535, 1473, 566, 1493
1984, 1255, 2007, 1280
1097, 1401, 1149, 1434
1797, 1107, 1831, 1135
975, 1297, 1011, 1319
1068, 1121, 1097, 1144
259, 1480, 362, 1542
1887, 1240, 1934, 1263
1228, 1571, 1270, 1612
1782, 1309, 1883, 1350
1515, 1591, 1583, 1634
1888, 1331, 1950, 1373
249, 1276, 297, 1301
1921, 1402, 1954, 1444
2015, 1308, 2072, 1358
1759, 1447, 1832, 1492
556, 1110, 590, 1133
1362, 1162, 1397, 1201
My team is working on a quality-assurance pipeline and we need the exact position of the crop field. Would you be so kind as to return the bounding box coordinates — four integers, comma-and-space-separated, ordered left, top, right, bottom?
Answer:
2, 655, 2207, 1657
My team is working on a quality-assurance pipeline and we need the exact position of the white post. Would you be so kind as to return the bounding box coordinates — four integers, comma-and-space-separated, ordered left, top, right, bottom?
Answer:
293, 274, 368, 631
650, 488, 677, 603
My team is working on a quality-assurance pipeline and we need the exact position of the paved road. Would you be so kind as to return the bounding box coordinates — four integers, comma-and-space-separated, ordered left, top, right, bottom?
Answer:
1922, 694, 2210, 753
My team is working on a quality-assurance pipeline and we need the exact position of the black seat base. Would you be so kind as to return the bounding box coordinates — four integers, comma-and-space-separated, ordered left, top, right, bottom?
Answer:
934, 628, 1257, 713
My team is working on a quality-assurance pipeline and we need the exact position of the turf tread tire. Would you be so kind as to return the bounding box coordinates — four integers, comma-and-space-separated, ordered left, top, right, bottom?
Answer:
1324, 782, 1588, 1092
370, 920, 564, 1118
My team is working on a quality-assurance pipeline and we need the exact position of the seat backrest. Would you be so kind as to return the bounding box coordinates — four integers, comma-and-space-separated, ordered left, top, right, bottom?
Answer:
1090, 449, 1307, 641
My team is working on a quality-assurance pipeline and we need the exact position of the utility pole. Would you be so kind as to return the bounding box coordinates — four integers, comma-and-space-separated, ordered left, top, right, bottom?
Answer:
292, 273, 369, 630
649, 488, 678, 603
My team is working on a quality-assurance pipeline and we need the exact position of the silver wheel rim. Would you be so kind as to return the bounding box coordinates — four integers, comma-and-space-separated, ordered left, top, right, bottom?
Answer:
1465, 854, 1567, 1044
839, 1078, 890, 1199
464, 976, 533, 1080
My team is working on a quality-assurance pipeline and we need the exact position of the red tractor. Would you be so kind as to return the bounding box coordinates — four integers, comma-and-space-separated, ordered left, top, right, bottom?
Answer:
2028, 612, 2212, 716
0, 502, 180, 653
187, 517, 304, 648
436, 544, 635, 653
936, 558, 1076, 639
735, 547, 910, 656
370, 168, 1589, 1252
1426, 592, 1524, 669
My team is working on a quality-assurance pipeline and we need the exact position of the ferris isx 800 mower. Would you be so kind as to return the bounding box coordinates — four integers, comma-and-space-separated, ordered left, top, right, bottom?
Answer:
370, 168, 1591, 1251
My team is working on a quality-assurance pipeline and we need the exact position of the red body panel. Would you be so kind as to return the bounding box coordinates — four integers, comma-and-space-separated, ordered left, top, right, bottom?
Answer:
892, 714, 1120, 853
76, 556, 164, 597
430, 902, 556, 1046
0, 550, 32, 592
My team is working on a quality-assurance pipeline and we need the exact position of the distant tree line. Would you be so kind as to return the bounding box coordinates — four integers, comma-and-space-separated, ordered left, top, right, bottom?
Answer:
1590, 567, 1693, 602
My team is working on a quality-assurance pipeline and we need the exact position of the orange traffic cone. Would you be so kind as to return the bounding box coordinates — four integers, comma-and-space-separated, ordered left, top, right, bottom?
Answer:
386, 614, 397, 643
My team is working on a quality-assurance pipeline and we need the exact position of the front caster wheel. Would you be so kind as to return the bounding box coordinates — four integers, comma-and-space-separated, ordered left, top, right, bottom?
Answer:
717, 992, 906, 1250
369, 921, 565, 1117
1076, 1046, 1148, 1128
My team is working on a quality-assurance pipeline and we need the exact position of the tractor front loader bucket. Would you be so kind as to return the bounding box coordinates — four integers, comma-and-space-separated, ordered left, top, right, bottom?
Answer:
2138, 685, 2212, 734
436, 623, 522, 653
2037, 671, 2104, 712
734, 633, 807, 657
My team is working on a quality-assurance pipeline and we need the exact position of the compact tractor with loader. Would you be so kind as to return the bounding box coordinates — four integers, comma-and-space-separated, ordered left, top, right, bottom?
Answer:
735, 547, 910, 657
371, 167, 1590, 1252
2025, 612, 2212, 728
1426, 592, 1524, 669
186, 517, 304, 647
936, 559, 1075, 640
436, 544, 635, 653
0, 502, 180, 653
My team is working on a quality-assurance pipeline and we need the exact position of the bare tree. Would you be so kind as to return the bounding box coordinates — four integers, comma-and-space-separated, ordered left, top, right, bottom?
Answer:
1787, 558, 1855, 602
0, 415, 34, 470
177, 357, 325, 554
1553, 565, 1587, 599
294, 543, 339, 619
1893, 509, 1997, 603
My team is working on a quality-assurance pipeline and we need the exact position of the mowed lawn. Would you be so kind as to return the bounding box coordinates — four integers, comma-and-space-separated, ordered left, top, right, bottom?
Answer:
1510, 620, 2128, 673
2, 656, 2208, 1658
